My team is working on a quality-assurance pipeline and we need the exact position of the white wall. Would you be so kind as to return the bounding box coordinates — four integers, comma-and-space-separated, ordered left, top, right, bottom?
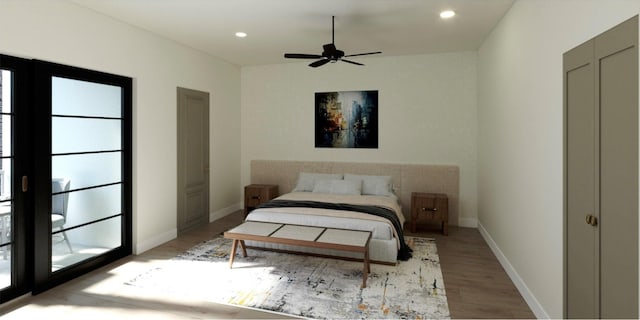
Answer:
0, 0, 242, 253
477, 0, 640, 318
241, 52, 478, 226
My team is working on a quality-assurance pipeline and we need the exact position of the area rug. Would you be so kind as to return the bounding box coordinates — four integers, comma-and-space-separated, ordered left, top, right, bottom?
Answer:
126, 236, 450, 319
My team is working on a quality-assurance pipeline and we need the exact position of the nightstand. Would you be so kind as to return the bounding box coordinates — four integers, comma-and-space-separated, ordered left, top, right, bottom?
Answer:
411, 192, 448, 235
244, 184, 278, 216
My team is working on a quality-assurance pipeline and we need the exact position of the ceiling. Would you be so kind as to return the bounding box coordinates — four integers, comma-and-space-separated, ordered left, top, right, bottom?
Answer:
70, 0, 514, 67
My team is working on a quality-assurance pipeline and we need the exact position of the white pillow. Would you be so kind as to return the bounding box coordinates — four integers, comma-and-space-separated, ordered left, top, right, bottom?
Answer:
312, 179, 362, 195
293, 172, 343, 192
344, 173, 394, 196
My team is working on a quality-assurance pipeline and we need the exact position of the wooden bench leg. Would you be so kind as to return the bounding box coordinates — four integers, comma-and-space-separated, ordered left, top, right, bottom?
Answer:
229, 239, 249, 269
239, 240, 247, 257
362, 248, 370, 288
229, 239, 238, 268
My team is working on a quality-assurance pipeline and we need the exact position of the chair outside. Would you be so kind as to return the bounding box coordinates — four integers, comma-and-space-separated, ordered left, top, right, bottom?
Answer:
52, 178, 72, 252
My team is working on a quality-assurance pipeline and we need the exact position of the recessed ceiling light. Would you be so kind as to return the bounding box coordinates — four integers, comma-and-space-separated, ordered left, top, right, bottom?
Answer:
235, 32, 247, 38
440, 10, 456, 19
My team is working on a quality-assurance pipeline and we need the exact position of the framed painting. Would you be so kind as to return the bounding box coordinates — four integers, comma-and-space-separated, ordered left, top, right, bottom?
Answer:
315, 90, 378, 148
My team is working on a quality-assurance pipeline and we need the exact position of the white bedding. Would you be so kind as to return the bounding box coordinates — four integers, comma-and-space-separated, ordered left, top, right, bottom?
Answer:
246, 210, 393, 240
244, 192, 405, 263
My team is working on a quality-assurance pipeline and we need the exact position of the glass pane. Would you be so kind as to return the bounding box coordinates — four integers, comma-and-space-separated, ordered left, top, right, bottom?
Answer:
50, 74, 125, 275
1, 115, 11, 154
52, 152, 121, 190
0, 202, 11, 288
1, 130, 11, 202
52, 76, 122, 118
1, 70, 11, 113
0, 70, 11, 291
52, 184, 121, 231
0, 244, 10, 289
52, 117, 122, 154
52, 216, 122, 272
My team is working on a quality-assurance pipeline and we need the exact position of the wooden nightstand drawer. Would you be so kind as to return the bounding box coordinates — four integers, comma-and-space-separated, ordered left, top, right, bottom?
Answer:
245, 189, 267, 207
412, 196, 446, 220
244, 184, 278, 216
411, 192, 448, 235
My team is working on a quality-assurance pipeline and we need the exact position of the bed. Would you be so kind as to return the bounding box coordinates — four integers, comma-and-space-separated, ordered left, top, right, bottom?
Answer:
244, 172, 413, 264
245, 160, 460, 264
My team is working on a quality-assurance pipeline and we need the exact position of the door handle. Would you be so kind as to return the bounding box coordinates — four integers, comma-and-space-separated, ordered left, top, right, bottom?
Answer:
586, 214, 598, 227
22, 176, 28, 192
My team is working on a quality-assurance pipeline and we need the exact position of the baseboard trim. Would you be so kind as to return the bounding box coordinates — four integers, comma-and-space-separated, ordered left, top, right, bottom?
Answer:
210, 203, 242, 222
134, 204, 240, 255
135, 228, 176, 255
457, 217, 478, 228
477, 222, 549, 319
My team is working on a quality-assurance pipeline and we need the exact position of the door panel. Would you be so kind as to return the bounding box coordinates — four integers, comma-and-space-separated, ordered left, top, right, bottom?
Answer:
0, 69, 16, 290
564, 15, 638, 319
177, 87, 209, 234
0, 55, 32, 302
33, 60, 132, 294
564, 40, 597, 319
597, 23, 638, 318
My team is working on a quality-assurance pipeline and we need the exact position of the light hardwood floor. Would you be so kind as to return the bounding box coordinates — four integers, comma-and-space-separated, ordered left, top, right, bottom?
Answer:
0, 211, 534, 319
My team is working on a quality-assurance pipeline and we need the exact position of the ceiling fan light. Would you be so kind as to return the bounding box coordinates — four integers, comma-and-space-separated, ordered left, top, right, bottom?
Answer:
440, 10, 456, 19
235, 32, 247, 38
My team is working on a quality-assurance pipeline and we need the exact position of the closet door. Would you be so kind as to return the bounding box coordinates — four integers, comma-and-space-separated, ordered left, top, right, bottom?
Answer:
564, 15, 638, 319
564, 39, 597, 319
596, 16, 638, 319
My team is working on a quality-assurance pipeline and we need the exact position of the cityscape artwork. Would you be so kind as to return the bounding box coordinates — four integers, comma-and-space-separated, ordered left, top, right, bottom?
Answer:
315, 90, 378, 148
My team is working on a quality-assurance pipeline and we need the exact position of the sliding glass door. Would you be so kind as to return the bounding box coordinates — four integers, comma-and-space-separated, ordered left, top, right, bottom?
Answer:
0, 55, 132, 300
33, 61, 132, 293
0, 55, 32, 301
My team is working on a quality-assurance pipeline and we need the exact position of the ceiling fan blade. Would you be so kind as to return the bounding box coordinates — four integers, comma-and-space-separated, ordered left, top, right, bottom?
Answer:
341, 59, 364, 66
284, 53, 324, 59
343, 51, 382, 58
309, 59, 331, 68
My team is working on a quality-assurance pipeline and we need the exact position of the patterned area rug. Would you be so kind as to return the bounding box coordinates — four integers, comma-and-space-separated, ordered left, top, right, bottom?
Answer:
127, 236, 450, 319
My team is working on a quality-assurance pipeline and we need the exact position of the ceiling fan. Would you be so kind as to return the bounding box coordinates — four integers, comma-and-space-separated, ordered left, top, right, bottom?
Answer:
284, 16, 382, 68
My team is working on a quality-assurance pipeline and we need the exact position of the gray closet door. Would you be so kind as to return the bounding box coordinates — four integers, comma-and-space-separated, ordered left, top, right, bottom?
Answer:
597, 16, 638, 319
564, 39, 597, 319
564, 15, 638, 319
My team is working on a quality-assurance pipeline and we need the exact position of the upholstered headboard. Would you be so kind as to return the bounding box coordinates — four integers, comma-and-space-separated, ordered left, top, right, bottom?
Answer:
250, 160, 460, 225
